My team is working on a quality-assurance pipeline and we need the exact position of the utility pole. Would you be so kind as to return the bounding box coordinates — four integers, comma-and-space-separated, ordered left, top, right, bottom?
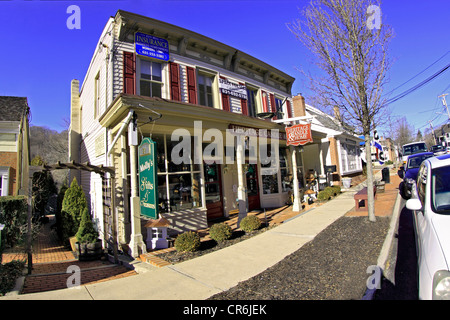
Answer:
429, 120, 437, 145
439, 93, 450, 120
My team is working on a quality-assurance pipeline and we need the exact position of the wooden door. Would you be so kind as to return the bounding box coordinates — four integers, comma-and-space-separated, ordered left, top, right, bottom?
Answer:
204, 163, 223, 220
246, 163, 260, 211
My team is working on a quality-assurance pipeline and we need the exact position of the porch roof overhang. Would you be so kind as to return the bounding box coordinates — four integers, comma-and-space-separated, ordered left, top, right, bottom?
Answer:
99, 93, 288, 136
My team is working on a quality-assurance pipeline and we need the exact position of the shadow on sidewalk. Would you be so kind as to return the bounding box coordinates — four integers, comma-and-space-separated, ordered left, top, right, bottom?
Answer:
375, 204, 418, 300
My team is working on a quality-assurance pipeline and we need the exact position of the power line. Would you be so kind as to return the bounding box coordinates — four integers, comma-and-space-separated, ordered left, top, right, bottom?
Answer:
385, 63, 450, 105
385, 50, 450, 97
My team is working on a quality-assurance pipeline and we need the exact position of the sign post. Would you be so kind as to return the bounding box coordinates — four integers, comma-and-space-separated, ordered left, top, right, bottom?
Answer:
138, 138, 158, 219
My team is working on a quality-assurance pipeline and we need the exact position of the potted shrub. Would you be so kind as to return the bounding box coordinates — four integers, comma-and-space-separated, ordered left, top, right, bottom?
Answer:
75, 208, 102, 261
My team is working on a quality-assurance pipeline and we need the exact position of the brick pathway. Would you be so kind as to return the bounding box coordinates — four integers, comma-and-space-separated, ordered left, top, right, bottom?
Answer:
2, 215, 137, 295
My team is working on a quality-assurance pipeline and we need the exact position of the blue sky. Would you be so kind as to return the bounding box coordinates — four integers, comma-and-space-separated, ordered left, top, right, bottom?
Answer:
0, 0, 449, 137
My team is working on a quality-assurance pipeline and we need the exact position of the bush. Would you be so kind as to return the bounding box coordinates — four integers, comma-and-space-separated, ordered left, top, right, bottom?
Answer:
76, 208, 99, 244
239, 215, 261, 233
209, 223, 232, 243
175, 231, 201, 252
61, 178, 88, 245
325, 186, 341, 197
317, 190, 331, 201
0, 196, 27, 248
0, 260, 25, 296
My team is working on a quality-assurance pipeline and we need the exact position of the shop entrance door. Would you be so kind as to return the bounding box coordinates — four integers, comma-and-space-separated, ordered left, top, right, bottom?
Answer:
246, 163, 260, 211
204, 162, 223, 220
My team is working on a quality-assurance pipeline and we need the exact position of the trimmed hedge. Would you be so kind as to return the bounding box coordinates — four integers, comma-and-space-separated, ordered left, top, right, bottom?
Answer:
0, 196, 27, 249
175, 231, 201, 252
239, 215, 262, 233
209, 223, 232, 243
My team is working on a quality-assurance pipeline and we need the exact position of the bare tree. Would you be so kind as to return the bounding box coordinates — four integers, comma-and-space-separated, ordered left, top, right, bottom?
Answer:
287, 0, 393, 222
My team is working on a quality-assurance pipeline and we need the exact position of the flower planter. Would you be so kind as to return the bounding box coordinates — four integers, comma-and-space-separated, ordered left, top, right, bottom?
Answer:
76, 239, 103, 261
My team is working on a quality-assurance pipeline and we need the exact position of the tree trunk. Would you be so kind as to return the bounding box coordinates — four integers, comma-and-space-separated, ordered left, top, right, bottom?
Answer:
364, 134, 376, 222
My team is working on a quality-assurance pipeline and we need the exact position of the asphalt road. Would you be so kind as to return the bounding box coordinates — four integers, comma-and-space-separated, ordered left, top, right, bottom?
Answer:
375, 198, 419, 300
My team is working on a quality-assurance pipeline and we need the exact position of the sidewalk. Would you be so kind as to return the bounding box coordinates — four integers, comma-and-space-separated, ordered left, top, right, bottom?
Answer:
1, 168, 401, 300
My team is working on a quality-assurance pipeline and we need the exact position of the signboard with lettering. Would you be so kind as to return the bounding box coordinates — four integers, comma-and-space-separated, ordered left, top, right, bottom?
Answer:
135, 32, 169, 62
286, 123, 313, 146
138, 138, 158, 219
219, 78, 248, 100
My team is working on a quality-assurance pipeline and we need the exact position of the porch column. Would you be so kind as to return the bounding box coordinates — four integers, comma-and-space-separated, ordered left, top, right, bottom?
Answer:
236, 136, 247, 226
128, 123, 146, 258
290, 146, 302, 212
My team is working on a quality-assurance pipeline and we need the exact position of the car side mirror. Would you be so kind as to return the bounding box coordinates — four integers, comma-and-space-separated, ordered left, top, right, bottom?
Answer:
406, 198, 422, 211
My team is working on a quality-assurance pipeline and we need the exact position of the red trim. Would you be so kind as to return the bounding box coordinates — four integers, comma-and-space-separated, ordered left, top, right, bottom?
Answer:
186, 67, 197, 104
286, 100, 292, 118
270, 93, 277, 120
239, 83, 248, 116
123, 51, 136, 95
220, 76, 230, 112
169, 62, 181, 101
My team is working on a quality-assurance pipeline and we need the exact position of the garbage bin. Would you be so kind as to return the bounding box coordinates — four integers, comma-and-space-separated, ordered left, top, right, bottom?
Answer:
382, 167, 390, 183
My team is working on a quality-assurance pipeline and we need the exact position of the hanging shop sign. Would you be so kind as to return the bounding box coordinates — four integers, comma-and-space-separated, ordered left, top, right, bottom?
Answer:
138, 137, 159, 219
286, 123, 313, 146
135, 32, 170, 61
219, 78, 248, 100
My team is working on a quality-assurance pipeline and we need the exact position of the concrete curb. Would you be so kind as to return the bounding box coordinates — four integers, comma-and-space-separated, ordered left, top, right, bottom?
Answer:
361, 192, 402, 300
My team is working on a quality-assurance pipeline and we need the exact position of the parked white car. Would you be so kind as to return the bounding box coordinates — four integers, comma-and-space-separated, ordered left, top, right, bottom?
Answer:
406, 154, 450, 299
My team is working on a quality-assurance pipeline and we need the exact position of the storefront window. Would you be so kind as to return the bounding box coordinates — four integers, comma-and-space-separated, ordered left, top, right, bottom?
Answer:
155, 134, 202, 212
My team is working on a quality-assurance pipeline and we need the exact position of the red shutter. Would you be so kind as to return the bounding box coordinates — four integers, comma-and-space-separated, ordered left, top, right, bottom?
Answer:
123, 51, 135, 95
286, 100, 292, 118
186, 67, 197, 104
270, 93, 277, 120
169, 62, 181, 101
240, 83, 248, 116
221, 93, 230, 112
220, 76, 230, 112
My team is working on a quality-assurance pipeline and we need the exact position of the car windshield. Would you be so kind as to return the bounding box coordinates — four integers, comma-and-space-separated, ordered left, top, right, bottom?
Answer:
407, 154, 433, 169
432, 166, 450, 214
403, 143, 427, 156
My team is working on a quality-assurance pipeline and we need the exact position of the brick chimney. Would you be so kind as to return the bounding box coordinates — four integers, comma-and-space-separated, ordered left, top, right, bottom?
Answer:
292, 94, 306, 117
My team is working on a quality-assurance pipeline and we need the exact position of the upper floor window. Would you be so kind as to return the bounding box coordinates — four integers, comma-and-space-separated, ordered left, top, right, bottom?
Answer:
198, 73, 214, 107
246, 88, 258, 117
139, 59, 162, 98
274, 97, 284, 119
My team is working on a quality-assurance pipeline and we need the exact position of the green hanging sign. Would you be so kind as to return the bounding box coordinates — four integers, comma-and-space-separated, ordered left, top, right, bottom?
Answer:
138, 137, 158, 219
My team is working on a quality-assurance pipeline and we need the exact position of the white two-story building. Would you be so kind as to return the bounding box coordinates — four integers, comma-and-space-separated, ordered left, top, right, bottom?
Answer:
69, 10, 362, 257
